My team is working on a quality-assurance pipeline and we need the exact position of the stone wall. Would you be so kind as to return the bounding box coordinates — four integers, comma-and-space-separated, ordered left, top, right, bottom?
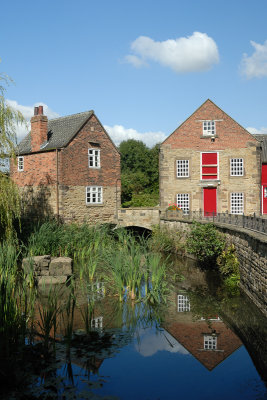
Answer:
19, 184, 57, 219
117, 207, 160, 229
60, 185, 120, 224
160, 217, 267, 317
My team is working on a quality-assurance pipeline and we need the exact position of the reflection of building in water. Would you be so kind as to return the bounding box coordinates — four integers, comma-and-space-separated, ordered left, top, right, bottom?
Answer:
177, 294, 190, 312
164, 292, 242, 371
91, 316, 103, 329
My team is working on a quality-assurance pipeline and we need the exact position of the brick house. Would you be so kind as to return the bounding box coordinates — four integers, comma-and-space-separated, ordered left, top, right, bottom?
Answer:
160, 99, 262, 216
10, 106, 121, 223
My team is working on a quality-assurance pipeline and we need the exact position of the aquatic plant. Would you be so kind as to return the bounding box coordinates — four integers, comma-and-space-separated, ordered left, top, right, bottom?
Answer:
36, 284, 62, 354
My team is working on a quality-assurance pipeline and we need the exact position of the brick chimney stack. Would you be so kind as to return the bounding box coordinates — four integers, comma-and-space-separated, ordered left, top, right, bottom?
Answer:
31, 105, 48, 152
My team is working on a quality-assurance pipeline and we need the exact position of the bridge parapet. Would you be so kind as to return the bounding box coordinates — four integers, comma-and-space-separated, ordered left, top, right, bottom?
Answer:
117, 207, 160, 230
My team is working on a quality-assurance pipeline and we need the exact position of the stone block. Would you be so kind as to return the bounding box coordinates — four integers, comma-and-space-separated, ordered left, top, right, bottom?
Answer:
37, 276, 68, 285
34, 255, 51, 268
49, 257, 72, 276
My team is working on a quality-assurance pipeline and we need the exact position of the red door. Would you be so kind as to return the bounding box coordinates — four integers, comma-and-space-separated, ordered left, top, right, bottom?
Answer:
263, 186, 267, 214
204, 188, 217, 217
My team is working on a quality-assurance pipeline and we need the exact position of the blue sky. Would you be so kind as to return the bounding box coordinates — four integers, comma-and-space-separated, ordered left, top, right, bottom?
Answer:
1, 0, 267, 146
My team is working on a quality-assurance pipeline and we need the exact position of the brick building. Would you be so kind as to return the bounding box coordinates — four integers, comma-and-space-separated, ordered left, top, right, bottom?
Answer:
10, 106, 121, 223
160, 99, 263, 216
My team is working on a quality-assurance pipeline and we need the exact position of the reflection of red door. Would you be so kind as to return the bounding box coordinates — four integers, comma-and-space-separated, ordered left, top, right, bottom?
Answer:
263, 186, 267, 214
204, 188, 217, 216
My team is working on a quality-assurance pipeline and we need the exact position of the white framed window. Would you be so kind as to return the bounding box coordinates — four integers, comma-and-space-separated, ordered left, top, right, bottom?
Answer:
18, 156, 24, 171
264, 187, 267, 198
86, 186, 103, 204
204, 335, 217, 350
230, 158, 243, 176
92, 282, 105, 298
176, 193, 189, 215
91, 316, 103, 329
88, 148, 100, 168
203, 120, 216, 136
177, 295, 190, 312
230, 192, 244, 214
177, 160, 189, 178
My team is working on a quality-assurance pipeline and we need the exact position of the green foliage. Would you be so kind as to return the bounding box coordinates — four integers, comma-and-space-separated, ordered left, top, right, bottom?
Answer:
119, 139, 159, 206
186, 222, 225, 265
0, 241, 35, 364
217, 244, 240, 290
148, 225, 185, 255
0, 67, 26, 241
26, 221, 113, 258
122, 192, 159, 207
0, 175, 21, 240
217, 244, 239, 276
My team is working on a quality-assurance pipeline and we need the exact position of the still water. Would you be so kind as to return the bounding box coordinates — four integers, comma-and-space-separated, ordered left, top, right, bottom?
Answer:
22, 260, 267, 399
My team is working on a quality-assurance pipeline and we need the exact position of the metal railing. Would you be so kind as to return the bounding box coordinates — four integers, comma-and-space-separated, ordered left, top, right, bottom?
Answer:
163, 209, 267, 235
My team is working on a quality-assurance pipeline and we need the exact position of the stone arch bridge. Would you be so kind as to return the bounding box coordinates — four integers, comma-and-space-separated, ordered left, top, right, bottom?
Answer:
117, 207, 160, 230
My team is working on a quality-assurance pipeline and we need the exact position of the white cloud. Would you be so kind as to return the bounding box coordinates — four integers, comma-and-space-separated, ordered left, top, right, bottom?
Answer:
246, 126, 267, 135
135, 329, 189, 357
104, 124, 167, 147
125, 32, 219, 73
241, 40, 267, 78
124, 55, 148, 68
6, 100, 60, 142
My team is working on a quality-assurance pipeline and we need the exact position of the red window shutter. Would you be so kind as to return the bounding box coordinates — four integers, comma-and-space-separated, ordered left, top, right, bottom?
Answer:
262, 165, 267, 185
202, 153, 217, 179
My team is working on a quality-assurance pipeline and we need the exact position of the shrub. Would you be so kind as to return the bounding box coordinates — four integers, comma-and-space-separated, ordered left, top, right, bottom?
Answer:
186, 221, 225, 265
148, 225, 185, 255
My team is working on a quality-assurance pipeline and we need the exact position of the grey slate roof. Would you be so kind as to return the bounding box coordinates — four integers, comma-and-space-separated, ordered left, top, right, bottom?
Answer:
18, 110, 94, 154
253, 134, 267, 163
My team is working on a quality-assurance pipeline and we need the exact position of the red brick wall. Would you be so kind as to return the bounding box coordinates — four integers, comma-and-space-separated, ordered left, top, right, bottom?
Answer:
10, 151, 57, 186
164, 100, 258, 150
59, 115, 120, 187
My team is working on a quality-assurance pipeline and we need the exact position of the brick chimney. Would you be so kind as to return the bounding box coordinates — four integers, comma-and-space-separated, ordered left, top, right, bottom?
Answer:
31, 105, 48, 151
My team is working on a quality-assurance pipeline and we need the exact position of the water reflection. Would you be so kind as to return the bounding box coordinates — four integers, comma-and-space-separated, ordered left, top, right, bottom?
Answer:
12, 261, 267, 399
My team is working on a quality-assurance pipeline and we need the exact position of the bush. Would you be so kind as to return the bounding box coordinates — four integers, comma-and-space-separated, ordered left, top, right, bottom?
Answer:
148, 225, 185, 255
186, 221, 225, 265
122, 192, 159, 208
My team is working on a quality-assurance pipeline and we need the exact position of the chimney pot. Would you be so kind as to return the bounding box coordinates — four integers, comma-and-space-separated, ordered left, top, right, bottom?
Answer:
38, 105, 43, 115
34, 106, 38, 116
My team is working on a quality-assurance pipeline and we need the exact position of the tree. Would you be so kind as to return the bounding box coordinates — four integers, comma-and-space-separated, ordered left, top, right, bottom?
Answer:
0, 68, 25, 240
119, 139, 160, 207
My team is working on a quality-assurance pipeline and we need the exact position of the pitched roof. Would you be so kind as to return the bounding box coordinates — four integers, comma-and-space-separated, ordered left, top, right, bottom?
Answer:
18, 110, 94, 154
253, 134, 267, 163
161, 99, 257, 146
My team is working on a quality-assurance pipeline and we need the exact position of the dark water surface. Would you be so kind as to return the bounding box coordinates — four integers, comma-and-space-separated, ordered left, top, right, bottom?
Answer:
9, 259, 267, 399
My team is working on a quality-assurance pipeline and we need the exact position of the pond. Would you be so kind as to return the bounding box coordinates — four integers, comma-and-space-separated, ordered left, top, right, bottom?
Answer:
5, 257, 266, 400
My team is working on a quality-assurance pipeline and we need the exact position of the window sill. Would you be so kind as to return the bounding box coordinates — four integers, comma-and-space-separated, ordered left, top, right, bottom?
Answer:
200, 135, 218, 139
199, 180, 220, 187
86, 203, 104, 207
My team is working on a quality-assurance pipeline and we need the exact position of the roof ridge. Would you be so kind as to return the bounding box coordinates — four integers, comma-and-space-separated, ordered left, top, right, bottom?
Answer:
48, 110, 94, 122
